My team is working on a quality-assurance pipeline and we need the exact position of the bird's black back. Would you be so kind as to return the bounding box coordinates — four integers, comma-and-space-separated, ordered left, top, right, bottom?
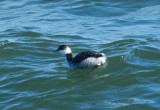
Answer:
72, 51, 103, 63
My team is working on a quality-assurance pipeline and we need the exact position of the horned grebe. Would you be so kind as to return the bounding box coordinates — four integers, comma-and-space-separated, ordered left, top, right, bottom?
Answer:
56, 45, 106, 69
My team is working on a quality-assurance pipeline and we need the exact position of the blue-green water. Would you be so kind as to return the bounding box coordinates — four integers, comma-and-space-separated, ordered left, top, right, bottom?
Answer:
0, 0, 160, 110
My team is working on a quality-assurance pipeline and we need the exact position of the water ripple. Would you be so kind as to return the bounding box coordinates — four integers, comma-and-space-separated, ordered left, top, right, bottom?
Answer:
0, 0, 160, 109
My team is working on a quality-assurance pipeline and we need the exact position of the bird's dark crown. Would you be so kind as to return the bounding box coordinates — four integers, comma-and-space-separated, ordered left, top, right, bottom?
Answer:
57, 45, 68, 51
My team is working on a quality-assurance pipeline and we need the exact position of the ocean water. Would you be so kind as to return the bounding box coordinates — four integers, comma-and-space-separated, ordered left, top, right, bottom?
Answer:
0, 0, 160, 110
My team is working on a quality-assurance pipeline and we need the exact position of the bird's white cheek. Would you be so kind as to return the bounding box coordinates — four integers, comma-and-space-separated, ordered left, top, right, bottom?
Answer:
65, 47, 72, 54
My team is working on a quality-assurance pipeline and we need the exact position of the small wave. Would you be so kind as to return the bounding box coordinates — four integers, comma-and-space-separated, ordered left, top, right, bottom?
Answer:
8, 31, 42, 37
65, 4, 127, 17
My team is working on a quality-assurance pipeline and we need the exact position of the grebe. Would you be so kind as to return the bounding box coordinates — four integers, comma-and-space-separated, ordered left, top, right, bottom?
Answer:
56, 45, 106, 69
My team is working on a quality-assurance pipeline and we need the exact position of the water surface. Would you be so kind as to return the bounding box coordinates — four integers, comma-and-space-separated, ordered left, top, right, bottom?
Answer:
0, 0, 160, 110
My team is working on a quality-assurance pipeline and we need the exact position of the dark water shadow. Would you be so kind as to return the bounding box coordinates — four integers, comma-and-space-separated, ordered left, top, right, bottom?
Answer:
66, 63, 109, 81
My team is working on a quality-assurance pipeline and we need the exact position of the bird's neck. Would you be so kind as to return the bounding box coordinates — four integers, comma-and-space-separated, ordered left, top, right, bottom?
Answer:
66, 53, 73, 62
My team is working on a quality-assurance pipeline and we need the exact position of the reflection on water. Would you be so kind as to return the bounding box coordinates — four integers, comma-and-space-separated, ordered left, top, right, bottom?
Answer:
67, 64, 109, 80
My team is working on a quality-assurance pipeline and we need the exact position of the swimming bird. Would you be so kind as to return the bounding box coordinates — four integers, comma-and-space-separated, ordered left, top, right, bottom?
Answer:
55, 45, 106, 69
